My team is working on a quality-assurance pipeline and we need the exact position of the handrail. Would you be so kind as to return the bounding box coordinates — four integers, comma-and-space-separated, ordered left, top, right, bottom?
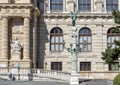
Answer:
0, 68, 70, 82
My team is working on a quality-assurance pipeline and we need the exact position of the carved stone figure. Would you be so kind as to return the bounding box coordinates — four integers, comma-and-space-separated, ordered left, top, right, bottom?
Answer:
11, 38, 22, 53
71, 11, 78, 26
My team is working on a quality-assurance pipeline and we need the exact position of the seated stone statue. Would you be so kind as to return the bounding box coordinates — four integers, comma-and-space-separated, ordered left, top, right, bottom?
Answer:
11, 38, 22, 53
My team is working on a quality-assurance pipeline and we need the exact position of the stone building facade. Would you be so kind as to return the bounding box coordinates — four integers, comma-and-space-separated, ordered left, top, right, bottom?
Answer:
0, 0, 120, 80
39, 0, 120, 79
0, 0, 40, 68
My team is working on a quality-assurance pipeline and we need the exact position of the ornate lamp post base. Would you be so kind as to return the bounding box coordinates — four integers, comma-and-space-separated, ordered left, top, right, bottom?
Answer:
70, 73, 79, 85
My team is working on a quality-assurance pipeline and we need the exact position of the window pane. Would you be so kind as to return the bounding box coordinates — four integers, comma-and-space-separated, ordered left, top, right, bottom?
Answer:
112, 37, 115, 43
60, 44, 63, 51
88, 36, 91, 43
55, 44, 59, 51
51, 36, 54, 43
50, 28, 63, 52
51, 0, 54, 3
83, 5, 86, 10
116, 36, 119, 41
56, 0, 59, 2
87, 0, 90, 3
88, 45, 91, 51
83, 45, 87, 51
60, 36, 63, 43
83, 0, 86, 3
79, 28, 91, 51
109, 62, 119, 71
59, 0, 63, 3
55, 36, 59, 43
78, 0, 91, 11
55, 5, 59, 10
78, 0, 83, 4
84, 37, 87, 42
78, 5, 82, 10
80, 62, 91, 71
59, 5, 63, 10
79, 44, 83, 51
112, 44, 115, 48
50, 0, 63, 11
107, 36, 110, 43
51, 5, 55, 10
51, 62, 62, 71
87, 5, 91, 10
79, 37, 83, 43
51, 44, 54, 51
106, 0, 118, 11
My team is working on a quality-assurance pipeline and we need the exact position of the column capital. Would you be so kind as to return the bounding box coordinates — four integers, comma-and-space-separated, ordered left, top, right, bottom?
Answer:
23, 16, 31, 19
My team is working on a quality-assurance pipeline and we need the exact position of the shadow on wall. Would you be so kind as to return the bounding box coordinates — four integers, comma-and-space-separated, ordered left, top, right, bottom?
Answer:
36, 0, 49, 69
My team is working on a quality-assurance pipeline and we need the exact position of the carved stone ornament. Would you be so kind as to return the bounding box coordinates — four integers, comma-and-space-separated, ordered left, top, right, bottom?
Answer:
11, 37, 23, 53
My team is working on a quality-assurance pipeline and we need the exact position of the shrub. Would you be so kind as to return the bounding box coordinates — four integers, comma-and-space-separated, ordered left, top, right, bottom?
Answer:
114, 73, 120, 85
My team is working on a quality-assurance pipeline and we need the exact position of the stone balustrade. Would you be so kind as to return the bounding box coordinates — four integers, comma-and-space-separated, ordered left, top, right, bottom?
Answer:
0, 68, 70, 82
0, 0, 31, 3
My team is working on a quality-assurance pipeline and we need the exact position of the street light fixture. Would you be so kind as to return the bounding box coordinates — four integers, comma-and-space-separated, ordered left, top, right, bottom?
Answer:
63, 27, 80, 84
63, 10, 80, 85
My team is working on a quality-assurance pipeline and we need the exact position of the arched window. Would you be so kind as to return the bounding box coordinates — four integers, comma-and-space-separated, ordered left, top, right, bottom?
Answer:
107, 28, 120, 48
79, 27, 92, 51
50, 0, 63, 11
78, 0, 91, 11
50, 27, 63, 51
106, 0, 118, 11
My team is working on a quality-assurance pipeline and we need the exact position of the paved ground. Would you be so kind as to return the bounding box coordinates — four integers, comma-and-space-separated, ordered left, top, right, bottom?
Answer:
0, 79, 113, 85
79, 79, 113, 85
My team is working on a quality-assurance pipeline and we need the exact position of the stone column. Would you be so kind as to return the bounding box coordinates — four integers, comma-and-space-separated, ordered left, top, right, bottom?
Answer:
1, 17, 8, 60
23, 17, 30, 60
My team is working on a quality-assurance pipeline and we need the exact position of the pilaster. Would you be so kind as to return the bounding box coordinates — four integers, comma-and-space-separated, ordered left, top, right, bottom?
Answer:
23, 17, 30, 60
95, 0, 103, 12
1, 17, 8, 60
67, 0, 75, 12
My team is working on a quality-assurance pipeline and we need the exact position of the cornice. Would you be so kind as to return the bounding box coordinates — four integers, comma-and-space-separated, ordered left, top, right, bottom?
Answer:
43, 12, 112, 18
0, 3, 34, 8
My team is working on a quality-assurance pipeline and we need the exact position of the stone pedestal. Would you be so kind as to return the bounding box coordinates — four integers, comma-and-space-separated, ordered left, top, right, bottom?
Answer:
9, 60, 31, 68
20, 60, 31, 68
0, 60, 8, 68
70, 73, 79, 85
10, 52, 21, 61
9, 52, 31, 68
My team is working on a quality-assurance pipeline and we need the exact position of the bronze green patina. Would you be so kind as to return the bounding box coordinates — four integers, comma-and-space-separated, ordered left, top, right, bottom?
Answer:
71, 11, 78, 26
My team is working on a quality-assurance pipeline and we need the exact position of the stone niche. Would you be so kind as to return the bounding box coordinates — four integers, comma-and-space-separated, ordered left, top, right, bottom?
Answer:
9, 37, 23, 67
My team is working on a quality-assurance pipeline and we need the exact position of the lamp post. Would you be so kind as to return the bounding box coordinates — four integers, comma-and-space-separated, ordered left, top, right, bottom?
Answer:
63, 11, 80, 85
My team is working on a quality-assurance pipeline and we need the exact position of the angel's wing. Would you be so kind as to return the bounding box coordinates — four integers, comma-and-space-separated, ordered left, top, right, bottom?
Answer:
75, 11, 78, 14
71, 11, 73, 14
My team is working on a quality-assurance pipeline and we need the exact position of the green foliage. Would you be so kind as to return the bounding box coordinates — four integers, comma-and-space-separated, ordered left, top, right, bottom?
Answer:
101, 10, 120, 64
112, 10, 120, 24
101, 46, 118, 64
114, 73, 120, 85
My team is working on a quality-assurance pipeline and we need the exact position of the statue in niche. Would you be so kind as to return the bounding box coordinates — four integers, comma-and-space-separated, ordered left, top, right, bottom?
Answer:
11, 37, 23, 53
